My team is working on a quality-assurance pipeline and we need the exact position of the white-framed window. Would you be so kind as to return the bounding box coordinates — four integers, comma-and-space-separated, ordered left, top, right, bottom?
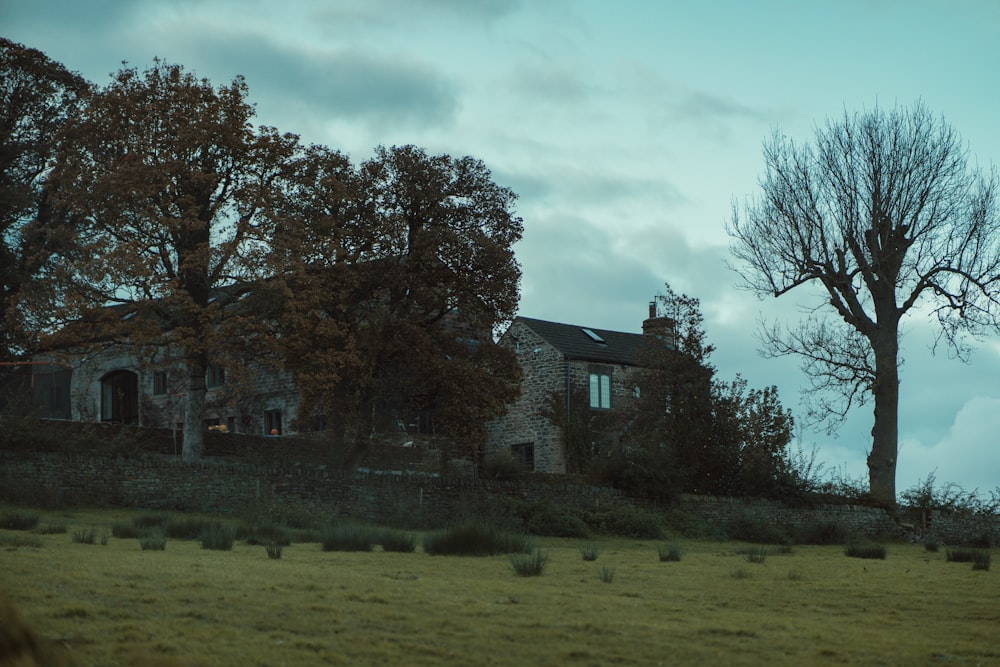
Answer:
588, 366, 612, 410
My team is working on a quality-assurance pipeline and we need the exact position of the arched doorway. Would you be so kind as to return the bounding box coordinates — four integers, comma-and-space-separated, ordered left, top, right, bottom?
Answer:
100, 370, 138, 424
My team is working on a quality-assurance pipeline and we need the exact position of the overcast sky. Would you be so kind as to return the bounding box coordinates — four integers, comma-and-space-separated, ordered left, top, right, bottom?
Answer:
4, 0, 999, 496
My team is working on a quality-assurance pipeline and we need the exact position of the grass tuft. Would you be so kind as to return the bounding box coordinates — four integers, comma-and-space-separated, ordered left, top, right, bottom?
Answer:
424, 521, 531, 556
844, 542, 887, 560
0, 512, 40, 531
375, 528, 417, 553
598, 564, 615, 583
265, 542, 283, 559
658, 543, 682, 562
580, 544, 601, 561
70, 527, 103, 545
320, 523, 375, 552
510, 549, 548, 576
199, 522, 236, 551
947, 547, 991, 570
138, 529, 167, 551
740, 546, 768, 564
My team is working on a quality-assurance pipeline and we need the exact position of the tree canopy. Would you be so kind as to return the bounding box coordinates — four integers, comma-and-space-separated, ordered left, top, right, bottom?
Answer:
268, 144, 523, 457
46, 59, 299, 461
729, 102, 1000, 508
0, 38, 89, 360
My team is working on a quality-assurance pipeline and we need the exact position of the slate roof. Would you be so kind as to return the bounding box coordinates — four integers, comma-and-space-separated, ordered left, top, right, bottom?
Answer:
515, 317, 644, 365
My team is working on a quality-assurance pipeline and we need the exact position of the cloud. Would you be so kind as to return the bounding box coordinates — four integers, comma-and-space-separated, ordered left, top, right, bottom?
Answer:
897, 396, 1000, 494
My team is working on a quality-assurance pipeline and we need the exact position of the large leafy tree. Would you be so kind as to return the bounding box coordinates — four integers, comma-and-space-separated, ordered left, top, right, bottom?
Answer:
0, 38, 89, 360
729, 102, 1000, 508
270, 144, 522, 460
620, 284, 793, 498
47, 60, 299, 461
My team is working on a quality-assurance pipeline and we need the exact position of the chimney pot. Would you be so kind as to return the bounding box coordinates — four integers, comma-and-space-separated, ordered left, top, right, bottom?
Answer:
648, 301, 656, 318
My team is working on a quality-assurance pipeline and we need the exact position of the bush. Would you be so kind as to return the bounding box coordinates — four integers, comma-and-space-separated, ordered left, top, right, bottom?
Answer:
37, 523, 66, 535
725, 513, 790, 545
585, 506, 663, 539
320, 523, 375, 552
580, 544, 600, 561
526, 508, 589, 539
265, 542, 283, 559
845, 542, 886, 560
795, 521, 849, 546
509, 549, 548, 576
658, 543, 681, 562
0, 512, 40, 531
924, 539, 940, 553
423, 521, 531, 556
199, 522, 235, 551
133, 514, 170, 530
138, 529, 166, 551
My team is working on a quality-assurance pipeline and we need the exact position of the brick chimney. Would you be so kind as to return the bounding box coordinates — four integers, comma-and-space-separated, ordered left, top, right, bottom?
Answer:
642, 301, 676, 348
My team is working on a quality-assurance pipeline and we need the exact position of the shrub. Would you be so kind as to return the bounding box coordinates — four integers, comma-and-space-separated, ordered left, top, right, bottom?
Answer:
423, 521, 531, 556
320, 523, 375, 552
796, 521, 849, 546
199, 523, 236, 551
265, 543, 283, 559
509, 549, 548, 577
741, 546, 768, 564
845, 542, 886, 560
0, 512, 40, 531
526, 508, 589, 539
725, 513, 789, 545
585, 506, 664, 539
580, 544, 601, 561
375, 528, 417, 553
924, 539, 940, 553
598, 564, 615, 583
658, 543, 681, 562
138, 529, 166, 551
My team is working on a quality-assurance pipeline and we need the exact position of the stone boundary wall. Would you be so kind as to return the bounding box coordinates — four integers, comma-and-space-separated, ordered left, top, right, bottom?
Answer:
1, 449, 997, 545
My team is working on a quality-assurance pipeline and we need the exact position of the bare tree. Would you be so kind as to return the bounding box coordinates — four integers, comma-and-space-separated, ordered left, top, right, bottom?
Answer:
729, 102, 1000, 508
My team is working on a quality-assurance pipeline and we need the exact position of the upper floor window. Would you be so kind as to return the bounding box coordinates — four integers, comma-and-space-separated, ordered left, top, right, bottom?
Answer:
206, 364, 226, 388
152, 371, 168, 395
588, 366, 612, 410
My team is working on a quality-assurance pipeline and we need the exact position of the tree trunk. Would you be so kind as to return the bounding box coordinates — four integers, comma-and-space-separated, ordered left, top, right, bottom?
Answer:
867, 330, 900, 510
182, 357, 207, 462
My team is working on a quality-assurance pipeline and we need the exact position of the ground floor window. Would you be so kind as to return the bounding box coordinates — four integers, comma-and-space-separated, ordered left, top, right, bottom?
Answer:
100, 370, 138, 424
265, 409, 282, 436
511, 442, 534, 470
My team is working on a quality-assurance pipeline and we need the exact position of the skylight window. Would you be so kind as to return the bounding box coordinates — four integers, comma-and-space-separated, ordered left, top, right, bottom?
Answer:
581, 328, 606, 344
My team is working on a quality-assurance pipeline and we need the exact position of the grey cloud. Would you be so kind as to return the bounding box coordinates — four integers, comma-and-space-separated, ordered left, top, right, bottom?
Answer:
187, 35, 458, 130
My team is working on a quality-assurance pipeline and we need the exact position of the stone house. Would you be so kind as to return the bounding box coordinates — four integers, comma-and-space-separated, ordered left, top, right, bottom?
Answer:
485, 304, 674, 473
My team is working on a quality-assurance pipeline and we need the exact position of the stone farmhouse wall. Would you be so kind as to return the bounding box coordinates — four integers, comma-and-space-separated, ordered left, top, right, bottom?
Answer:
4, 447, 997, 546
39, 344, 301, 437
485, 321, 638, 473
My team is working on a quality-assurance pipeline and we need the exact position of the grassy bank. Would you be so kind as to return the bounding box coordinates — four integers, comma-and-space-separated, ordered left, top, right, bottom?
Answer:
0, 506, 997, 666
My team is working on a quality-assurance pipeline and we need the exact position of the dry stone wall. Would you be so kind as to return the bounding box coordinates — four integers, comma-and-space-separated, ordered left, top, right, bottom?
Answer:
2, 447, 997, 545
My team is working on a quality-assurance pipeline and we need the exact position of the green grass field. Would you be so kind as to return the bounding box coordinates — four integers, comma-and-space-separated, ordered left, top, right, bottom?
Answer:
1, 507, 997, 666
